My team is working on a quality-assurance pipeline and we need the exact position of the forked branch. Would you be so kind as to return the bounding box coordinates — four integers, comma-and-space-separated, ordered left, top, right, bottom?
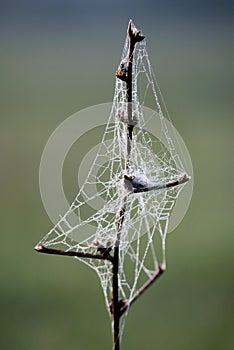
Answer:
35, 20, 188, 350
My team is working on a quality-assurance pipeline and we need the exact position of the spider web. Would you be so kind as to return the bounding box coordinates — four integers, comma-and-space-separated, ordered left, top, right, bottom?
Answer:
37, 21, 190, 341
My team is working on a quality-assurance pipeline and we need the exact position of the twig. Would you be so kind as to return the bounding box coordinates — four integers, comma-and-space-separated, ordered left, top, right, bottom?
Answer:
120, 266, 164, 316
133, 173, 190, 193
35, 245, 114, 262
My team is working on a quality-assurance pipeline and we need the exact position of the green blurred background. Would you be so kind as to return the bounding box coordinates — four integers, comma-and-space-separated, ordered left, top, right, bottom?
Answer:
1, 1, 233, 349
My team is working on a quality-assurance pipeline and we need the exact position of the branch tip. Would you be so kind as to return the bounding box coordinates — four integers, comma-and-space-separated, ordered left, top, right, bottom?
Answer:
128, 20, 145, 43
128, 19, 132, 35
158, 264, 166, 273
34, 244, 44, 252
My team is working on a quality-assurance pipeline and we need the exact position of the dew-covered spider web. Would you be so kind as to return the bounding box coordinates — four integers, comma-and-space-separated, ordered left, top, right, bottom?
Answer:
37, 21, 190, 341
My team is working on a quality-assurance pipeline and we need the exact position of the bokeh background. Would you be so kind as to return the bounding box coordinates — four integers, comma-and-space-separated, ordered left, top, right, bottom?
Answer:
1, 1, 233, 349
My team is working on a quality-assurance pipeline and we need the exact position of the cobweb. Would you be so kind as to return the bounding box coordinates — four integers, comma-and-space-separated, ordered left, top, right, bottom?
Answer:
37, 22, 190, 341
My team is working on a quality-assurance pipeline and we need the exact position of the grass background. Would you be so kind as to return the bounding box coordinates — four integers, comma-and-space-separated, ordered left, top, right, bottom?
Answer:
1, 1, 233, 349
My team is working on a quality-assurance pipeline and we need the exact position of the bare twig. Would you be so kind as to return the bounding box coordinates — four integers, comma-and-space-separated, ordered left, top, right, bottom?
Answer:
35, 245, 114, 262
133, 173, 190, 193
120, 266, 165, 316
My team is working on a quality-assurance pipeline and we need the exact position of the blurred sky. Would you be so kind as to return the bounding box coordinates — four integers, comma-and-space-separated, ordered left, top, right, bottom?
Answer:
1, 1, 234, 350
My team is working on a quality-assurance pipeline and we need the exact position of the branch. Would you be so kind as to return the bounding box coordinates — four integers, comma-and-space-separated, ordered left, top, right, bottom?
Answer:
132, 173, 190, 194
112, 19, 145, 350
35, 245, 114, 263
120, 265, 165, 316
